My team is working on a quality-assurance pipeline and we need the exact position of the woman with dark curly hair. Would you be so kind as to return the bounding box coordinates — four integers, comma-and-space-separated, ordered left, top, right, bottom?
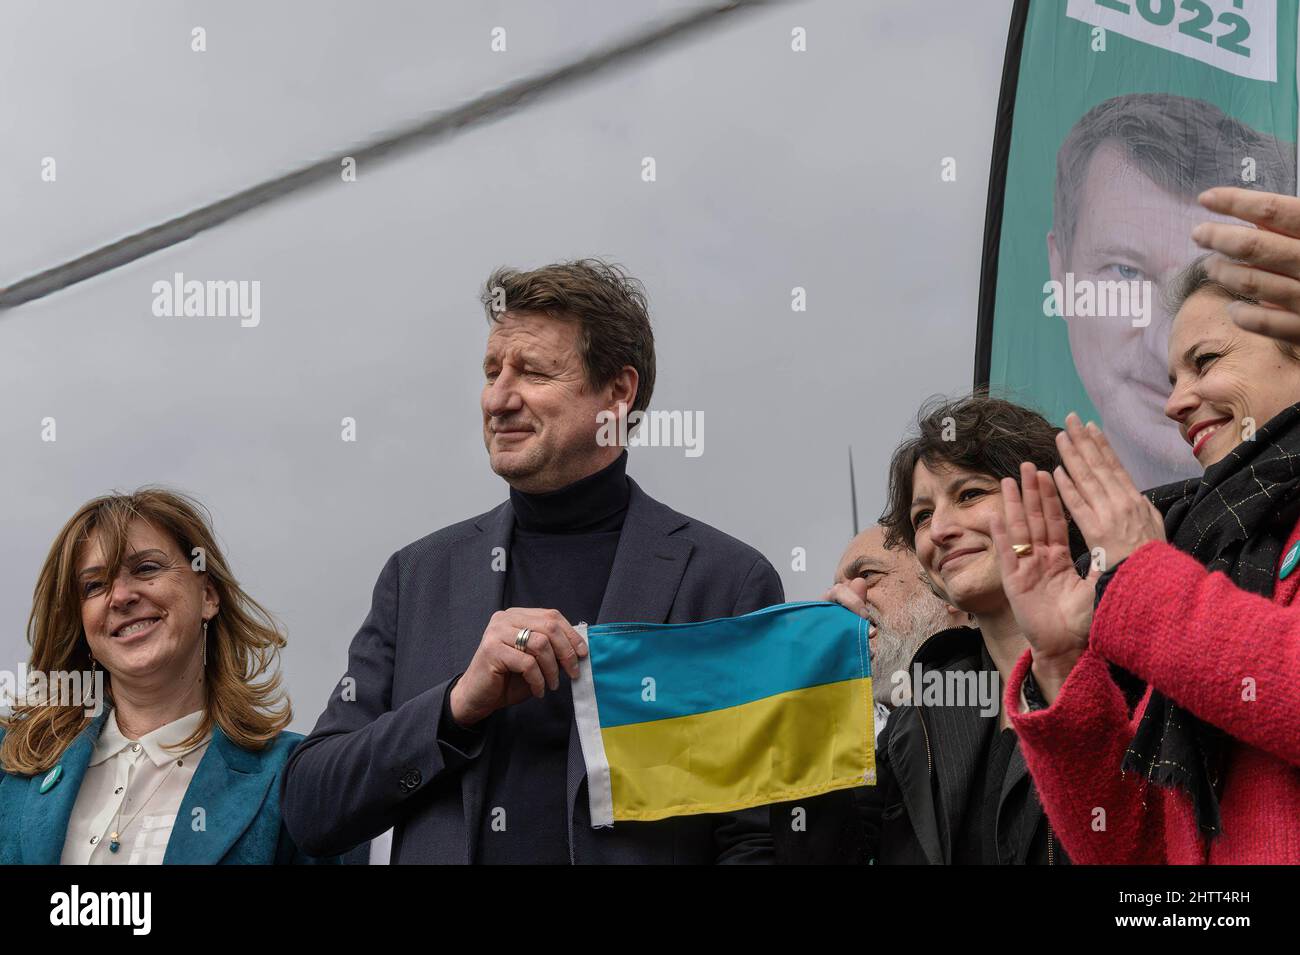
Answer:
780, 392, 1085, 865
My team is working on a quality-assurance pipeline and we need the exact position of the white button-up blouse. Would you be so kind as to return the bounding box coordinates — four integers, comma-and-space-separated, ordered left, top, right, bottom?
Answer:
60, 710, 210, 865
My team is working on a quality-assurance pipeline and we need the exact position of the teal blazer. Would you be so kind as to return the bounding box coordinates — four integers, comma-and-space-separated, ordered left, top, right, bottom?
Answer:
0, 710, 338, 864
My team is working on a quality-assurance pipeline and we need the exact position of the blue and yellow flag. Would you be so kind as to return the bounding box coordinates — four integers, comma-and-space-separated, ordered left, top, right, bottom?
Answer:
572, 601, 874, 826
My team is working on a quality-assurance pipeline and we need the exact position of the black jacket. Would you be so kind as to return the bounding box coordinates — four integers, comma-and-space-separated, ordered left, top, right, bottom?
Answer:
282, 478, 784, 864
773, 627, 1066, 865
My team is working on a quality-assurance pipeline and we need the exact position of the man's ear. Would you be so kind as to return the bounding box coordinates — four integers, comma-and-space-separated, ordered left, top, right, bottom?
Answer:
606, 365, 639, 416
1047, 230, 1067, 321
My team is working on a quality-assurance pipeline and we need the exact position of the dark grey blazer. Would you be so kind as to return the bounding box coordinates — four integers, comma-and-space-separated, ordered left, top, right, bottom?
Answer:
281, 477, 784, 864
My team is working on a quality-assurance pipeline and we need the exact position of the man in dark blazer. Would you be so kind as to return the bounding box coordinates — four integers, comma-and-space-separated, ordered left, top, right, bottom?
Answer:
281, 259, 783, 864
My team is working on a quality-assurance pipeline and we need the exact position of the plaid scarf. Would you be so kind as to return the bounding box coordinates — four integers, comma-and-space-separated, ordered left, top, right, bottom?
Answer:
1128, 401, 1300, 835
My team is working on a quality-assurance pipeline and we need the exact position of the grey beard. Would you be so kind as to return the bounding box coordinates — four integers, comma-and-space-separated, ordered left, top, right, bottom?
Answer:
871, 599, 951, 709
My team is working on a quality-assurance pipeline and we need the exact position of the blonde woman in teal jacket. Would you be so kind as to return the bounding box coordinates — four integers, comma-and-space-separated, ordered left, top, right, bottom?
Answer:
0, 488, 338, 865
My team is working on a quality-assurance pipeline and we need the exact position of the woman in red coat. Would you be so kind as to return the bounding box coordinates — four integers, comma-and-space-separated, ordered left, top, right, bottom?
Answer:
988, 187, 1300, 864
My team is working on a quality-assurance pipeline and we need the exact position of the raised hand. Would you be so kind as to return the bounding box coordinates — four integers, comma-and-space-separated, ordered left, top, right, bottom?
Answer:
823, 576, 874, 625
1052, 413, 1166, 568
1193, 187, 1300, 345
990, 463, 1097, 678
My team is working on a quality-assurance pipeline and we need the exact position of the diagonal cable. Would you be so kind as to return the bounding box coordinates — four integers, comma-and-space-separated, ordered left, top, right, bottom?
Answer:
0, 0, 775, 312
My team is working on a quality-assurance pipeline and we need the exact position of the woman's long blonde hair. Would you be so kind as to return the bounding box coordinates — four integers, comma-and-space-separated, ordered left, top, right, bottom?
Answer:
1, 488, 292, 775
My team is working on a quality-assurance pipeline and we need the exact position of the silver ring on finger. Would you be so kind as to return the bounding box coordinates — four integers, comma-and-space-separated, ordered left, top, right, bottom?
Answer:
515, 627, 532, 652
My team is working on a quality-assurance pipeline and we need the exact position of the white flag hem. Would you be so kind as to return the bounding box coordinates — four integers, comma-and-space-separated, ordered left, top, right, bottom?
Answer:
570, 623, 615, 827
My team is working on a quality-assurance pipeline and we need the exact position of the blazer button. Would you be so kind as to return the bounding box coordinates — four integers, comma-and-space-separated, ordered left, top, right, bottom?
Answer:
400, 769, 421, 791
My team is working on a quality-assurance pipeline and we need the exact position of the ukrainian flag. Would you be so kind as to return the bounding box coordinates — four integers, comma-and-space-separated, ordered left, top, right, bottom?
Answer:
572, 601, 874, 826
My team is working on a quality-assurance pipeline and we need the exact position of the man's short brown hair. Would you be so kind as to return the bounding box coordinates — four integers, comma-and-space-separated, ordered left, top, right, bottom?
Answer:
480, 259, 656, 415
1053, 93, 1295, 259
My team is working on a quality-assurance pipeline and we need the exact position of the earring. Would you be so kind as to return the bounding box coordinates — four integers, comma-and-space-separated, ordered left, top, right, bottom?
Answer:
202, 619, 208, 667
82, 654, 100, 708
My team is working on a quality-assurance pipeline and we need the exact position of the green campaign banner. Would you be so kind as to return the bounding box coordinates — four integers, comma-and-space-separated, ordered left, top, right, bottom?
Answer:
977, 0, 1298, 489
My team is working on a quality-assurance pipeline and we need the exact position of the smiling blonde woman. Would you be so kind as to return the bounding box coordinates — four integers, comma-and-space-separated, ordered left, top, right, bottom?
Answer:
0, 488, 338, 865
995, 253, 1300, 863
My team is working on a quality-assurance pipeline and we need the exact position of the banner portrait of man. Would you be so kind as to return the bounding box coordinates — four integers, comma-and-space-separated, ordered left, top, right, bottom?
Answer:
979, 0, 1299, 489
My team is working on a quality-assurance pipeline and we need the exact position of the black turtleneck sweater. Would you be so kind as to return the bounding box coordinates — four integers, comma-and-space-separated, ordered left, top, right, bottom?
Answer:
474, 451, 630, 864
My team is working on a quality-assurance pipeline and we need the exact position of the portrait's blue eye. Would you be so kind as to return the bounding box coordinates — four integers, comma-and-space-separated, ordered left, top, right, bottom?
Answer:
1103, 263, 1142, 282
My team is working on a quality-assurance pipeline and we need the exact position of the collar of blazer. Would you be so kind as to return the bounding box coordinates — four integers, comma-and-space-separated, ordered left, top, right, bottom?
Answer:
448, 475, 696, 862
447, 476, 695, 649
18, 706, 278, 864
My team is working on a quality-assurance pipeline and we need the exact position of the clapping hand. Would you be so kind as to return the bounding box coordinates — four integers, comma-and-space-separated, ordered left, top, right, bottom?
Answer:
1051, 413, 1165, 570
990, 462, 1097, 686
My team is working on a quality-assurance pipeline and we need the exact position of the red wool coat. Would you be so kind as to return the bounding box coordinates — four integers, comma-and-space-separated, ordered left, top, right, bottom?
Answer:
1006, 519, 1300, 864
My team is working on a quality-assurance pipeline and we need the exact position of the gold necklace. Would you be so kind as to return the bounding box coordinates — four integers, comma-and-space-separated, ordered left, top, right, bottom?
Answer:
108, 755, 183, 854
